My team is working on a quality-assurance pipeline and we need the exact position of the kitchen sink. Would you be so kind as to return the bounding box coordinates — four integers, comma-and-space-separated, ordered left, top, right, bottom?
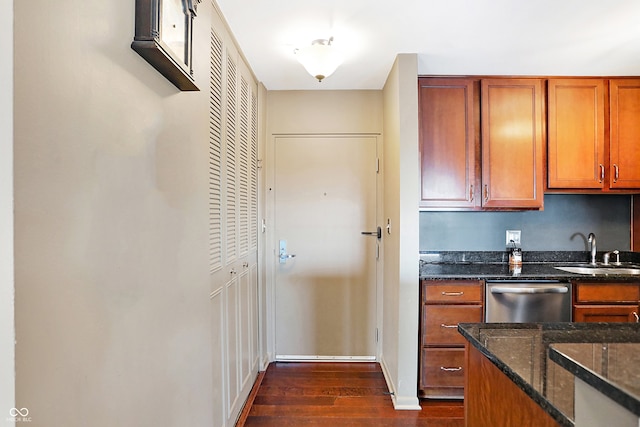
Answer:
554, 264, 640, 275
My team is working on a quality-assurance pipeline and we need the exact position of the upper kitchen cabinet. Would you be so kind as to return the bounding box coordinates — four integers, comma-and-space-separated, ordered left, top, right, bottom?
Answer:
481, 79, 544, 209
419, 78, 478, 209
548, 78, 640, 191
609, 79, 640, 189
547, 79, 606, 189
419, 77, 543, 210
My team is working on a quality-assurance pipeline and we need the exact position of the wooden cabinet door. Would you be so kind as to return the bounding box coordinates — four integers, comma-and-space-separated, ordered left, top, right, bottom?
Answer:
481, 79, 544, 208
547, 79, 606, 189
574, 305, 639, 322
419, 78, 477, 209
610, 79, 640, 189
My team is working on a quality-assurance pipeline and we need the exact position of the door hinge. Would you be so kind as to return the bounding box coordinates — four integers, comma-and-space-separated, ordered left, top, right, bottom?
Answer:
375, 328, 379, 343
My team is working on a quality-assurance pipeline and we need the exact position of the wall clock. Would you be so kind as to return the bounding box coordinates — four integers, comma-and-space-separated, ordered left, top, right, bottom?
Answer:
131, 0, 201, 91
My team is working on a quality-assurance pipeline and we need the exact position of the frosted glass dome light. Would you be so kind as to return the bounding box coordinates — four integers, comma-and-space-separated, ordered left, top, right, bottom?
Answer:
294, 37, 342, 82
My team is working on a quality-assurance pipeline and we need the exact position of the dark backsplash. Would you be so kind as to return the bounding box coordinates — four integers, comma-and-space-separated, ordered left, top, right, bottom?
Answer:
420, 194, 632, 252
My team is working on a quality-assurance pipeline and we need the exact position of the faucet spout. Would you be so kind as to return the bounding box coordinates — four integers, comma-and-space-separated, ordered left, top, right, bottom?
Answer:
588, 233, 597, 265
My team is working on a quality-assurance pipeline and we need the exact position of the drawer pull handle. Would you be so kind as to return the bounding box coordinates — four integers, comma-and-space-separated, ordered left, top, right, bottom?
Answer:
440, 366, 462, 372
599, 164, 605, 182
441, 291, 464, 296
633, 312, 639, 323
440, 323, 458, 329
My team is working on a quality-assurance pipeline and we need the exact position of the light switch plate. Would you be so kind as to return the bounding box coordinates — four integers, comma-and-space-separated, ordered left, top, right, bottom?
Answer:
506, 230, 521, 245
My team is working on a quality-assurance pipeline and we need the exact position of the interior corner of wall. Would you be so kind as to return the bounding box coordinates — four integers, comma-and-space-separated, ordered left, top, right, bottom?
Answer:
379, 355, 396, 394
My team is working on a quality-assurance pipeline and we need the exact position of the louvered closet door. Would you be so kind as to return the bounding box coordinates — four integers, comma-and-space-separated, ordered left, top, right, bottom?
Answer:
208, 27, 260, 427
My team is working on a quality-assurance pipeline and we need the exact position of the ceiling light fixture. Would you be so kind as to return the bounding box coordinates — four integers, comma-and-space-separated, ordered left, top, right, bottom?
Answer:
294, 37, 342, 82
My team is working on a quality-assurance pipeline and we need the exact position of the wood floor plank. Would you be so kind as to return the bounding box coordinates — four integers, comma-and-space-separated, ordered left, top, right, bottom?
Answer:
244, 417, 464, 427
236, 362, 464, 427
257, 385, 390, 397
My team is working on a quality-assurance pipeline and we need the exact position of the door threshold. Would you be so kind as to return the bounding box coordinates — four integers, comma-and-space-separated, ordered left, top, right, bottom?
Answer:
275, 355, 376, 362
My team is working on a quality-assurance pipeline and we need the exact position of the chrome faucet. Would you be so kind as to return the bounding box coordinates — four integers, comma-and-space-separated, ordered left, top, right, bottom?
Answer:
603, 250, 621, 266
588, 233, 597, 265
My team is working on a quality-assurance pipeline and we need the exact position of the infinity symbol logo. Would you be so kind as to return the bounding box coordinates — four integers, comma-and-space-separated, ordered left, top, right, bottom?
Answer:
9, 408, 29, 417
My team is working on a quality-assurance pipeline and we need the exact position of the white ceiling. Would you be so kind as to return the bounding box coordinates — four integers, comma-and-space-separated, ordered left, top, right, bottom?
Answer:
214, 0, 640, 91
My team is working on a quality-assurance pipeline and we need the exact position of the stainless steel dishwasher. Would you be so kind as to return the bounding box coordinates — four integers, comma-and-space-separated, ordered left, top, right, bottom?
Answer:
485, 280, 572, 322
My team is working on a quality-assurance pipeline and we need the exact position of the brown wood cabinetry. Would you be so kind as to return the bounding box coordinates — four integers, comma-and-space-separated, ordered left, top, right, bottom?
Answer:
548, 78, 640, 191
418, 78, 478, 209
419, 280, 483, 399
419, 77, 544, 210
610, 79, 640, 189
547, 79, 606, 189
481, 79, 545, 209
573, 282, 640, 322
465, 342, 560, 427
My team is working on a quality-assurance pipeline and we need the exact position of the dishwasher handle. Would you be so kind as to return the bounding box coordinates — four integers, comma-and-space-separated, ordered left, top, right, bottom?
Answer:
490, 285, 569, 295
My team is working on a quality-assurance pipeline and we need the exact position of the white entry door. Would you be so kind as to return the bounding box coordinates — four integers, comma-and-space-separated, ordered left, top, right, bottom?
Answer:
274, 135, 378, 359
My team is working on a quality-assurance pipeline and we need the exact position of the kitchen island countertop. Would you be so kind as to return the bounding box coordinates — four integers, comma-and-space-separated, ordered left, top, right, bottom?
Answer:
458, 322, 640, 426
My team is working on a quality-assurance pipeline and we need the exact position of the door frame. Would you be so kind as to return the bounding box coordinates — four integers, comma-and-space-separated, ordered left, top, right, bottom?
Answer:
263, 132, 384, 363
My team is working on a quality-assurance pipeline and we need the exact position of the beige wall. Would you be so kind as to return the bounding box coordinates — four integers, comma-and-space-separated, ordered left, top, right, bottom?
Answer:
266, 90, 383, 135
1, 0, 15, 420
381, 54, 420, 409
12, 1, 238, 425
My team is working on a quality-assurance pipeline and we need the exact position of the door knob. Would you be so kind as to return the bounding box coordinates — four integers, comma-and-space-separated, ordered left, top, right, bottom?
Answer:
279, 240, 296, 264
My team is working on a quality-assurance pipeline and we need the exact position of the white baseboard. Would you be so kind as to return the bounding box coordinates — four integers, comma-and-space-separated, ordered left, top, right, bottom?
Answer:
379, 356, 422, 411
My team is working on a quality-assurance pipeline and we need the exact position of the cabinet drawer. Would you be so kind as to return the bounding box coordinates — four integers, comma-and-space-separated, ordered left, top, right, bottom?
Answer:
423, 305, 483, 345
574, 305, 639, 322
420, 348, 465, 389
575, 283, 640, 303
422, 280, 483, 303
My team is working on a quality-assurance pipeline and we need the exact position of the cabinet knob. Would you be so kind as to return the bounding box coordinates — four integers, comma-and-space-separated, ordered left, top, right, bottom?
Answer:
613, 164, 619, 182
633, 312, 639, 323
440, 366, 463, 372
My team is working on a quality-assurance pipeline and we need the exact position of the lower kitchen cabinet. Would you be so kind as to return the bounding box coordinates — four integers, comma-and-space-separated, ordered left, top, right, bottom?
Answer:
573, 282, 640, 323
419, 280, 483, 399
465, 341, 561, 427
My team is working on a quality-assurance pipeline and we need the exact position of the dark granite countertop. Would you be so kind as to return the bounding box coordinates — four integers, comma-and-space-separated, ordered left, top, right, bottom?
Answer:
458, 323, 640, 427
420, 251, 640, 281
549, 343, 640, 418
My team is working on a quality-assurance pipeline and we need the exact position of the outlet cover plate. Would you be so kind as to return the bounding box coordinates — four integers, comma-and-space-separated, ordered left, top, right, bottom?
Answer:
506, 230, 521, 245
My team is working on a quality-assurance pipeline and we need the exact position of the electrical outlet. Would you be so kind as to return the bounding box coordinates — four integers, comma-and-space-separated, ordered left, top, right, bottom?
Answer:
506, 230, 521, 246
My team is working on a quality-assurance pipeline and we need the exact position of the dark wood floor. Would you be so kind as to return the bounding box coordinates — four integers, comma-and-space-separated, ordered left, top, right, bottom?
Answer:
236, 362, 464, 426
